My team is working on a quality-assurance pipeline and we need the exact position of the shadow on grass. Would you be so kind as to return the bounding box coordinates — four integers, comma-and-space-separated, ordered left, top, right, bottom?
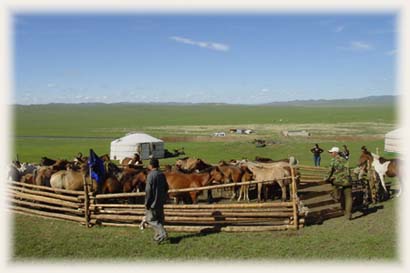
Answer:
352, 204, 384, 220
169, 227, 221, 244
169, 211, 225, 244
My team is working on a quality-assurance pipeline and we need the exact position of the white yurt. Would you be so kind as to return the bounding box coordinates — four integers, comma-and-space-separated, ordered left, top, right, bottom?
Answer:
110, 133, 165, 161
384, 128, 402, 153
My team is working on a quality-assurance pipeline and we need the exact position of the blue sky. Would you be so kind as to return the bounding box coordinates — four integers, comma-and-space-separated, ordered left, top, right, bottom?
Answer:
13, 13, 397, 105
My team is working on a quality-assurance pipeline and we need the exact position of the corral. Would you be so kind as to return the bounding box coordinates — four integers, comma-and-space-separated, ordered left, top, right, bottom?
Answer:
8, 164, 377, 233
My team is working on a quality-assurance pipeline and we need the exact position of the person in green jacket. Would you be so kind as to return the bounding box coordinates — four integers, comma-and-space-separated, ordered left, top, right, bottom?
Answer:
325, 146, 353, 220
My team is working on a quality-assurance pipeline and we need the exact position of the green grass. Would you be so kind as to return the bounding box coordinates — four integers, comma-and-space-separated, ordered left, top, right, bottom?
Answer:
10, 103, 399, 261
11, 198, 397, 261
13, 104, 396, 137
13, 138, 386, 167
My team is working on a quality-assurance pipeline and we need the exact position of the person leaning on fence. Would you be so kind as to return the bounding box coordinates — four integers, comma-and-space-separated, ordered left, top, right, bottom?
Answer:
324, 147, 353, 220
144, 158, 169, 244
310, 144, 324, 167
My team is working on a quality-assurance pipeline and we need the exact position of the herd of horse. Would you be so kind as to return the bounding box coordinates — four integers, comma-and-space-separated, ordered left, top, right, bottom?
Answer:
8, 147, 401, 204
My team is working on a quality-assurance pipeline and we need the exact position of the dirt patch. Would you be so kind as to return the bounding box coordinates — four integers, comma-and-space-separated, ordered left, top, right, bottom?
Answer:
147, 122, 394, 137
161, 135, 254, 143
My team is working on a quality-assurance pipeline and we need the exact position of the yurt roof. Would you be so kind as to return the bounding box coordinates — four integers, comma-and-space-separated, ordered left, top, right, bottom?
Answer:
385, 128, 402, 138
111, 133, 163, 145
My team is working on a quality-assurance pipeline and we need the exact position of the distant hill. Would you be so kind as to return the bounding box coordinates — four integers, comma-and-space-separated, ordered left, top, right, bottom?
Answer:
14, 95, 397, 107
263, 95, 397, 107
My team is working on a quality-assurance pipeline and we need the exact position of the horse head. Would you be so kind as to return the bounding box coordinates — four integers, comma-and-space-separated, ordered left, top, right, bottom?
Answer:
131, 170, 147, 192
358, 151, 373, 167
208, 166, 228, 184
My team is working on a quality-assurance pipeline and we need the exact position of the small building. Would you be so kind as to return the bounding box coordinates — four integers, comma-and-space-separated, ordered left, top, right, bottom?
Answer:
110, 133, 165, 161
282, 130, 311, 137
384, 128, 402, 153
213, 132, 226, 137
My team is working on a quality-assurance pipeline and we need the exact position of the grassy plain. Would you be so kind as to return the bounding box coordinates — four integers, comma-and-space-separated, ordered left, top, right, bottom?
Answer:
10, 103, 399, 261
13, 103, 396, 137
12, 198, 397, 261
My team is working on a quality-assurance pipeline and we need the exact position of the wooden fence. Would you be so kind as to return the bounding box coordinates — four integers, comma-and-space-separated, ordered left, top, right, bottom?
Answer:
8, 181, 87, 225
9, 164, 365, 232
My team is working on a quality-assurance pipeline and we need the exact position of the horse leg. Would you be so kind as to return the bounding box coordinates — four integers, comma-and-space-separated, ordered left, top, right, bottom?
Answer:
230, 186, 238, 201
237, 186, 243, 202
257, 184, 262, 202
243, 185, 249, 202
280, 182, 287, 201
207, 189, 214, 204
191, 192, 198, 204
378, 173, 388, 193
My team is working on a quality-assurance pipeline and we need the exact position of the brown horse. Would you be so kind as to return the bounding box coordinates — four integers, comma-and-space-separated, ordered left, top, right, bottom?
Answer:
165, 166, 226, 204
175, 157, 212, 172
50, 164, 97, 191
120, 168, 148, 193
217, 161, 245, 200
20, 173, 34, 184
33, 166, 56, 186
237, 165, 254, 202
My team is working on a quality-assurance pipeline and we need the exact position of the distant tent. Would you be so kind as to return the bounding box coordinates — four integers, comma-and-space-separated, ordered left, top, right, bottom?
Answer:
110, 133, 165, 161
384, 128, 402, 153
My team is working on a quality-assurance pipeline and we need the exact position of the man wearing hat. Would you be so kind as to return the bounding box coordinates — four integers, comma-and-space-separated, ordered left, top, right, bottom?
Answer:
144, 158, 169, 244
325, 146, 353, 220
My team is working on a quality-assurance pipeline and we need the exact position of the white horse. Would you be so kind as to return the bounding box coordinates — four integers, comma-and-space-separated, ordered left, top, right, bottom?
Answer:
371, 153, 401, 196
19, 162, 38, 176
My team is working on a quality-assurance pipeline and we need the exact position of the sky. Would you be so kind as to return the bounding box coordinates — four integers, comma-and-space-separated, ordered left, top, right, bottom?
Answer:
13, 13, 397, 105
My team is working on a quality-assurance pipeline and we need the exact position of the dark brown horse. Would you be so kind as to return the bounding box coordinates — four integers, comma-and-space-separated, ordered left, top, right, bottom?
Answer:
237, 165, 254, 202
217, 161, 245, 200
165, 166, 226, 204
120, 168, 148, 193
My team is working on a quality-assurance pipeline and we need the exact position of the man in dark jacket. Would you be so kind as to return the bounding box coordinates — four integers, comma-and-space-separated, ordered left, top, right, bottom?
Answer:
144, 158, 169, 244
310, 144, 324, 167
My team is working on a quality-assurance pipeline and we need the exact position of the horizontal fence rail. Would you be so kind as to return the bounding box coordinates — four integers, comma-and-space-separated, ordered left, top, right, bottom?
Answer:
9, 163, 364, 232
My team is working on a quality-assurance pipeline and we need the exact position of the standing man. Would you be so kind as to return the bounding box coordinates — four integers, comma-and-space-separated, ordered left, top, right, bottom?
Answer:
325, 147, 353, 220
310, 144, 324, 167
144, 158, 169, 244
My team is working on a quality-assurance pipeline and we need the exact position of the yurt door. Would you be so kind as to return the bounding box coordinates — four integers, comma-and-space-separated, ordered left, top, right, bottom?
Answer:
140, 143, 150, 159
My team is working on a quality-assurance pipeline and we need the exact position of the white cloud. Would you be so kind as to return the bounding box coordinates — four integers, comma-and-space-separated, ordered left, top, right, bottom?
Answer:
350, 41, 372, 50
170, 36, 230, 52
47, 83, 57, 88
334, 26, 345, 33
386, 49, 397, 56
337, 41, 373, 51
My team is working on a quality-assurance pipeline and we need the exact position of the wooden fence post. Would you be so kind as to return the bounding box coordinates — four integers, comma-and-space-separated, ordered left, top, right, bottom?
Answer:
83, 175, 90, 228
290, 166, 298, 230
367, 160, 377, 204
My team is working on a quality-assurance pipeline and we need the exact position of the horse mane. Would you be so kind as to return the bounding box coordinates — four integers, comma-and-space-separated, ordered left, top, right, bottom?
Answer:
197, 165, 218, 173
378, 156, 397, 164
218, 160, 229, 166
